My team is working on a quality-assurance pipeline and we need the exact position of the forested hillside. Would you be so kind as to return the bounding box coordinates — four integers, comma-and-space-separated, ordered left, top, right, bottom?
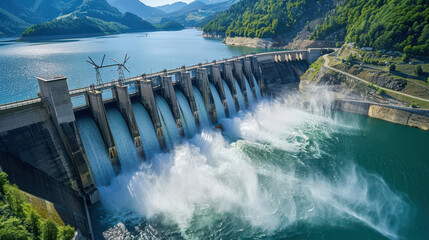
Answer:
1, 0, 155, 38
20, 0, 155, 39
204, 0, 428, 56
204, 0, 331, 38
310, 0, 428, 56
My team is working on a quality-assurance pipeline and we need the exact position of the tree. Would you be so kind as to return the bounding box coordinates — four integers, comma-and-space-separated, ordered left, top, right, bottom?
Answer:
402, 54, 409, 63
389, 64, 396, 72
415, 65, 423, 76
4, 184, 27, 219
59, 225, 75, 240
25, 208, 41, 239
346, 54, 356, 64
42, 219, 58, 240
0, 172, 9, 193
0, 217, 31, 240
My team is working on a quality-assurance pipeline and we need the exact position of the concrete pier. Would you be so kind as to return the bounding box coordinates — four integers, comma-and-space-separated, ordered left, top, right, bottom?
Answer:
233, 60, 249, 108
221, 61, 240, 112
37, 76, 98, 202
113, 84, 144, 158
195, 68, 217, 123
87, 90, 120, 173
250, 56, 266, 95
243, 58, 257, 99
178, 71, 200, 126
208, 65, 229, 117
160, 76, 184, 136
138, 79, 167, 150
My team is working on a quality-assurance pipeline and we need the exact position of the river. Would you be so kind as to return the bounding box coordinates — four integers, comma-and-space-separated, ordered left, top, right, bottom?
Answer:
0, 29, 265, 104
90, 91, 428, 240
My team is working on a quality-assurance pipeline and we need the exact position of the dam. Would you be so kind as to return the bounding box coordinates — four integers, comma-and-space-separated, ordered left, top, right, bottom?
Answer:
0, 49, 323, 238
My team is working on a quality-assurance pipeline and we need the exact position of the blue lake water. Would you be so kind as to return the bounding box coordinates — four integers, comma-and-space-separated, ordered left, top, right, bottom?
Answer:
0, 29, 266, 104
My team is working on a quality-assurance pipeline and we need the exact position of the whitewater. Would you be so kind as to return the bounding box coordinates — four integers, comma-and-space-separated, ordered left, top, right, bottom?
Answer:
95, 89, 410, 240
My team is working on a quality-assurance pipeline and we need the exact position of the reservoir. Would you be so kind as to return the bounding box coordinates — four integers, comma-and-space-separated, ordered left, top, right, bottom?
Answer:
0, 29, 265, 104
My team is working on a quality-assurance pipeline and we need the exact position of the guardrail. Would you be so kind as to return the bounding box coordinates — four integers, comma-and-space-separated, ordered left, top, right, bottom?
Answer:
0, 98, 41, 111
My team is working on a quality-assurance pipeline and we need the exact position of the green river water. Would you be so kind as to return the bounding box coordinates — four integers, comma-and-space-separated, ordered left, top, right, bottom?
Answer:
91, 92, 429, 240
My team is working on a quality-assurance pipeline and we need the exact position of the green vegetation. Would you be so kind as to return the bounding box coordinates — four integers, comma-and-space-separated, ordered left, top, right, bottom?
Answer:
377, 88, 385, 95
204, 0, 329, 38
402, 54, 410, 63
154, 20, 184, 30
22, 16, 126, 38
0, 172, 74, 240
311, 0, 428, 56
300, 57, 325, 82
389, 64, 396, 72
415, 65, 423, 76
19, 0, 155, 39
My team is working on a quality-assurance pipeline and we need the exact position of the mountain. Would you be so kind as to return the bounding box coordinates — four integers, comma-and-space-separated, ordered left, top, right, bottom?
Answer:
310, 0, 428, 56
107, 0, 166, 21
156, 2, 187, 13
154, 20, 184, 30
204, 0, 331, 38
20, 0, 155, 39
164, 0, 237, 27
203, 0, 428, 56
199, 0, 230, 4
0, 0, 83, 36
168, 0, 207, 16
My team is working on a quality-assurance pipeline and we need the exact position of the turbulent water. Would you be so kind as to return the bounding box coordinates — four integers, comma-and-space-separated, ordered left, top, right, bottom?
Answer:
193, 86, 210, 127
92, 89, 429, 240
175, 90, 197, 138
234, 78, 246, 110
223, 80, 236, 117
132, 102, 161, 159
244, 76, 255, 105
76, 116, 115, 186
209, 83, 226, 121
155, 96, 180, 149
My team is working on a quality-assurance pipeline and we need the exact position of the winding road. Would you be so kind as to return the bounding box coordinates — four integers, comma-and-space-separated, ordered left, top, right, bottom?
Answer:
322, 55, 429, 103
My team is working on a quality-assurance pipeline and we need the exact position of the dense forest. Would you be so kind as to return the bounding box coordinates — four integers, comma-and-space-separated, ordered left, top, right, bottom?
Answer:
21, 0, 155, 38
204, 0, 428, 56
203, 0, 330, 38
22, 16, 127, 38
154, 20, 184, 30
310, 0, 428, 56
0, 173, 75, 240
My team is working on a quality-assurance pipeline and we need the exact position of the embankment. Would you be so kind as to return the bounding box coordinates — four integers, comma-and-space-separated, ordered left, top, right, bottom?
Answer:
222, 36, 274, 48
333, 99, 429, 130
299, 54, 429, 130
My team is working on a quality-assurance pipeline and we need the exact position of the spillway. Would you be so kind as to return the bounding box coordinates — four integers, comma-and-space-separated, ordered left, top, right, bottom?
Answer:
209, 83, 225, 120
175, 90, 197, 138
222, 80, 236, 117
244, 76, 254, 105
106, 107, 141, 172
253, 75, 261, 99
234, 78, 245, 110
76, 116, 115, 186
155, 96, 180, 149
193, 86, 210, 127
132, 102, 161, 158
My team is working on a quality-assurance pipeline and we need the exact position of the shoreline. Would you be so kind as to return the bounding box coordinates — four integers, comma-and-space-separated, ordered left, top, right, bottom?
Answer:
202, 33, 338, 49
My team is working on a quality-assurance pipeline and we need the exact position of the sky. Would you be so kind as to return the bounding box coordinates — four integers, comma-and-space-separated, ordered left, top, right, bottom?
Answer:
139, 0, 194, 7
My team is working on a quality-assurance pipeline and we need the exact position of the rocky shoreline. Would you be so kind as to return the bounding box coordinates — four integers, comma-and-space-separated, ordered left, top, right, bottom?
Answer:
202, 33, 337, 49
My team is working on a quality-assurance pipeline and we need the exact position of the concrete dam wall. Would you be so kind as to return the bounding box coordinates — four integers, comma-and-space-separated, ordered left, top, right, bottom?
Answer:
0, 49, 322, 237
